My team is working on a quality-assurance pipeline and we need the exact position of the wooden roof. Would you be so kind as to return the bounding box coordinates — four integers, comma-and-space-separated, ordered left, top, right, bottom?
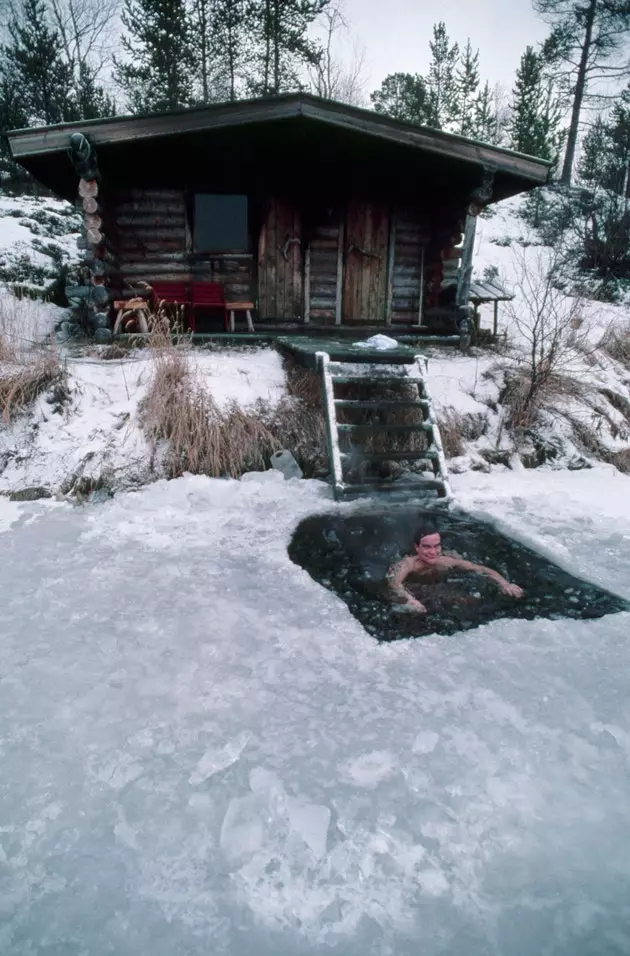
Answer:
7, 93, 552, 202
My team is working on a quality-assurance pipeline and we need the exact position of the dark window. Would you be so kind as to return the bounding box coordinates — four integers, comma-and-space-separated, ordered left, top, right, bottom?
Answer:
193, 194, 248, 253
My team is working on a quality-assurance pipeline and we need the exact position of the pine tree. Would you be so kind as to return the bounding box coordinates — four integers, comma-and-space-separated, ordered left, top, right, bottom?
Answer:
370, 72, 430, 125
425, 21, 459, 130
74, 62, 116, 119
473, 81, 500, 143
246, 0, 330, 97
536, 0, 630, 184
454, 39, 479, 137
579, 116, 612, 187
214, 0, 248, 100
2, 0, 75, 125
608, 88, 630, 199
114, 0, 195, 112
0, 73, 30, 183
190, 0, 247, 103
508, 46, 561, 162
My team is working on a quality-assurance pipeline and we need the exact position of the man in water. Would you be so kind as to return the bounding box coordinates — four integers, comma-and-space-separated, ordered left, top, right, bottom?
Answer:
387, 526, 524, 614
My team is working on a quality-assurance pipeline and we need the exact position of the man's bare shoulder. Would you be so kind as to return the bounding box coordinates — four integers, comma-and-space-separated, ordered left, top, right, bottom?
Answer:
387, 555, 418, 578
433, 554, 461, 569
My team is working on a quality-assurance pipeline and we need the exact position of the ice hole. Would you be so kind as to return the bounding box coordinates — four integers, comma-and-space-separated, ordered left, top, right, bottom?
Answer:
288, 508, 630, 641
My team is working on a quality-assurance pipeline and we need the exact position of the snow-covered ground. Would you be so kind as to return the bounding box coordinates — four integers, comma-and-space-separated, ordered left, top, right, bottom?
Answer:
1, 467, 630, 955
0, 193, 80, 291
0, 346, 287, 495
1, 187, 630, 493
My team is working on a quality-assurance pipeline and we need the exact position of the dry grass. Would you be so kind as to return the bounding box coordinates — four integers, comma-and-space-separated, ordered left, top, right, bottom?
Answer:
0, 354, 63, 423
436, 410, 465, 458
599, 387, 630, 421
600, 323, 630, 369
0, 297, 64, 423
611, 448, 630, 473
501, 369, 589, 430
140, 326, 279, 479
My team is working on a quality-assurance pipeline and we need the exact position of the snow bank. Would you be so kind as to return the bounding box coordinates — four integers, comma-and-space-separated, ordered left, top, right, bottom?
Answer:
0, 348, 287, 495
2, 468, 630, 954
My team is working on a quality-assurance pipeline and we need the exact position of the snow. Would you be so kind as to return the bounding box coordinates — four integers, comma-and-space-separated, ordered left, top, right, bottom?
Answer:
0, 192, 80, 291
0, 348, 287, 495
2, 189, 630, 952
2, 467, 630, 955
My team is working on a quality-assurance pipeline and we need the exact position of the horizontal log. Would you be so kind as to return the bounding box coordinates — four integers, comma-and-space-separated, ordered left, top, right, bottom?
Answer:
78, 178, 99, 199
87, 227, 103, 245
83, 196, 100, 214
114, 216, 185, 229
84, 213, 103, 232
65, 284, 92, 298
118, 242, 185, 256
122, 263, 189, 275
114, 189, 184, 202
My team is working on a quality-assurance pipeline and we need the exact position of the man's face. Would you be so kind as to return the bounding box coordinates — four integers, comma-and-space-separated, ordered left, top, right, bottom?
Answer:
415, 533, 441, 564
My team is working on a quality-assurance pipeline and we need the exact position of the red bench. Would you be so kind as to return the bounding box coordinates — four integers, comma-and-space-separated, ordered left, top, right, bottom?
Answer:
149, 281, 255, 332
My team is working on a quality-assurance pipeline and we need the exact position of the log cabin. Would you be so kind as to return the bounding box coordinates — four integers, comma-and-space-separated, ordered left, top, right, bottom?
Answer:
7, 93, 551, 340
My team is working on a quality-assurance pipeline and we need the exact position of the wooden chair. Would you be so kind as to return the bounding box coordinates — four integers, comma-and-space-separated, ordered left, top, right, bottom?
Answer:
190, 281, 228, 332
225, 300, 256, 333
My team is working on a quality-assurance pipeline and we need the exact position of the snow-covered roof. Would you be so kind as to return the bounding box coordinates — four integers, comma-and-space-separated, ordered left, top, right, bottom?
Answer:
468, 278, 514, 303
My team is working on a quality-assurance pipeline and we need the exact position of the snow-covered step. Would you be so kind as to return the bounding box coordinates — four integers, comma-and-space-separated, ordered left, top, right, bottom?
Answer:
340, 449, 439, 462
316, 349, 452, 503
334, 399, 431, 411
337, 422, 433, 434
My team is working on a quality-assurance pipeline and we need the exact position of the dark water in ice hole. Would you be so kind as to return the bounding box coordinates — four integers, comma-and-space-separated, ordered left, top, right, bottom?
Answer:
288, 508, 630, 641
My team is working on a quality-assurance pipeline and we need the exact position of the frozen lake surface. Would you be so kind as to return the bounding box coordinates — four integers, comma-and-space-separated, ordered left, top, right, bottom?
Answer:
2, 468, 630, 955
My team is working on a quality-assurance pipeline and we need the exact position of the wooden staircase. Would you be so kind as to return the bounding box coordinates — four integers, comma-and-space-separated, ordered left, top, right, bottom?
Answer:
317, 351, 452, 502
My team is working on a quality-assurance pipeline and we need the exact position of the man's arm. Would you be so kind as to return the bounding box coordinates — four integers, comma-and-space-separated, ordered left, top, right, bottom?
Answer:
447, 557, 524, 597
386, 558, 427, 612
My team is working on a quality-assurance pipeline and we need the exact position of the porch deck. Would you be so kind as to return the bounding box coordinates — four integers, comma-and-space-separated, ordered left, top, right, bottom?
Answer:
276, 335, 453, 370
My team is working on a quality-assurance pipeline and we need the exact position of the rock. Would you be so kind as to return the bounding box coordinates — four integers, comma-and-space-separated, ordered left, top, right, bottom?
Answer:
568, 456, 593, 471
95, 328, 113, 344
9, 486, 52, 501
60, 320, 82, 340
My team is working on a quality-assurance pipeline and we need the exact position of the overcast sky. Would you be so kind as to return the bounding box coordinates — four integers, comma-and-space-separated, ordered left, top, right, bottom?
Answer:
342, 0, 549, 97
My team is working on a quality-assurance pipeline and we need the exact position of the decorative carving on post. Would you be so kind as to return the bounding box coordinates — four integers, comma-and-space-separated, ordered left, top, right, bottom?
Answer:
65, 133, 112, 342
455, 167, 495, 347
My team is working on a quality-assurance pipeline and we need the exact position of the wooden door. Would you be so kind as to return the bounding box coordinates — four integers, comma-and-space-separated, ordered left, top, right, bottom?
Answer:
304, 207, 344, 324
258, 197, 302, 320
343, 200, 389, 323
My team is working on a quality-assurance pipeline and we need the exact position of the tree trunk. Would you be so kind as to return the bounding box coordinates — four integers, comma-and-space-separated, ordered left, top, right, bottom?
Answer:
263, 0, 271, 94
561, 0, 597, 185
273, 0, 280, 94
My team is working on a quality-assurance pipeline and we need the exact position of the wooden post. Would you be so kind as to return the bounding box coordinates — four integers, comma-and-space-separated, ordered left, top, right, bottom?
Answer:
456, 210, 477, 310
335, 220, 344, 325
417, 245, 425, 327
304, 244, 311, 324
493, 300, 499, 338
385, 211, 396, 326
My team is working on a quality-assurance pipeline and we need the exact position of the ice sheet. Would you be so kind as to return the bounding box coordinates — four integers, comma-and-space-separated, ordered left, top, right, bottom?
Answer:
1, 469, 630, 955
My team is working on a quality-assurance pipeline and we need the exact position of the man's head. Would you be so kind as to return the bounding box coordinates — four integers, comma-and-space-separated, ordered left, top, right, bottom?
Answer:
414, 523, 442, 564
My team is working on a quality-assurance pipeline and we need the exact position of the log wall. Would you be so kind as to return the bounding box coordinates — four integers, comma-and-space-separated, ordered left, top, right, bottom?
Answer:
111, 188, 253, 301
389, 209, 430, 324
108, 187, 462, 325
